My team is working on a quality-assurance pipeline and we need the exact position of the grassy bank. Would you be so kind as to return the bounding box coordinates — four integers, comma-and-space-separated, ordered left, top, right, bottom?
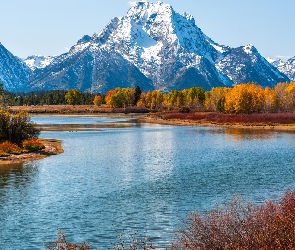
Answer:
0, 139, 63, 165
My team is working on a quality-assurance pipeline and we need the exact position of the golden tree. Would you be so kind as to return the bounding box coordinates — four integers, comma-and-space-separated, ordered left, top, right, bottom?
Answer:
224, 83, 265, 114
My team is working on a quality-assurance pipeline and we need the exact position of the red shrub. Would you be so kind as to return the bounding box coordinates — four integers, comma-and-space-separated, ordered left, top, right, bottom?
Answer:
173, 191, 295, 250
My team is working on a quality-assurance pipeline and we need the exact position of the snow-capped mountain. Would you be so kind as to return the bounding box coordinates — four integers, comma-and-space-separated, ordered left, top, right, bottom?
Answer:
267, 57, 295, 81
0, 1, 290, 92
30, 1, 287, 92
23, 55, 56, 70
0, 43, 31, 92
216, 45, 289, 87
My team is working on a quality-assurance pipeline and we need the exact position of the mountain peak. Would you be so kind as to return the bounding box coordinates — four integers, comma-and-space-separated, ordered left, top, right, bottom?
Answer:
243, 44, 258, 54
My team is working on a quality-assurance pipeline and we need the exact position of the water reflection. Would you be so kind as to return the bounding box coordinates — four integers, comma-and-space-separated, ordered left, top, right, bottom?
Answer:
1, 118, 295, 249
0, 162, 39, 191
193, 127, 277, 140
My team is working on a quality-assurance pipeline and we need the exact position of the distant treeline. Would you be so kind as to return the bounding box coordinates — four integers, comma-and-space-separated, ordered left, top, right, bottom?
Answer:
0, 89, 96, 106
2, 81, 295, 114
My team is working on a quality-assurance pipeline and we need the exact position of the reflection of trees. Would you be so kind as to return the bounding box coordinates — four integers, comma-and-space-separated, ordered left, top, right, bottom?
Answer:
224, 128, 274, 141
0, 162, 39, 196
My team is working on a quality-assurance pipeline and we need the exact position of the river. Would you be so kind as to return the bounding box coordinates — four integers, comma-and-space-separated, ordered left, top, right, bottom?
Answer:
1, 115, 295, 249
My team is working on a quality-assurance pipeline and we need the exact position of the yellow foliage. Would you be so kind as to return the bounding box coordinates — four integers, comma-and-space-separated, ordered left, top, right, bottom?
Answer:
224, 83, 265, 114
205, 87, 230, 111
93, 95, 102, 106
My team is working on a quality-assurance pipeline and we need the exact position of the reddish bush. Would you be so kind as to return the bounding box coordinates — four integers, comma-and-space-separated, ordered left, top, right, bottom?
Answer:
153, 112, 295, 125
46, 230, 92, 250
173, 191, 295, 250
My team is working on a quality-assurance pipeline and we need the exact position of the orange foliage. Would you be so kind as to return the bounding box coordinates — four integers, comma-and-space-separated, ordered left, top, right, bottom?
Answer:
93, 95, 102, 106
224, 83, 265, 114
0, 141, 23, 155
22, 138, 45, 152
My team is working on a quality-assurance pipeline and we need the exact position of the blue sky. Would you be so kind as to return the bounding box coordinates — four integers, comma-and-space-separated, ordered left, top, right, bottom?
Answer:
1, 0, 294, 60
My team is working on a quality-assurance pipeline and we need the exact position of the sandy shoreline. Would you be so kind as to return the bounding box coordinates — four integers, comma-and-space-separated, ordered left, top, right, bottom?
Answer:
0, 139, 64, 165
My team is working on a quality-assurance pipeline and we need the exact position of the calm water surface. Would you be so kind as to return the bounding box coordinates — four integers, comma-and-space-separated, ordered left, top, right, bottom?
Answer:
1, 116, 295, 249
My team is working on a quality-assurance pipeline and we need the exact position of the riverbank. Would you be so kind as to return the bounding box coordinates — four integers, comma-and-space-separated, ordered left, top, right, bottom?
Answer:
8, 105, 295, 131
0, 139, 63, 165
138, 112, 295, 132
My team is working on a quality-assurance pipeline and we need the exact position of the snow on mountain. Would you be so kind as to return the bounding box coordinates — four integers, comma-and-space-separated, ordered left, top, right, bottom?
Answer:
0, 43, 31, 91
216, 45, 289, 87
268, 57, 295, 81
93, 1, 232, 90
23, 55, 56, 70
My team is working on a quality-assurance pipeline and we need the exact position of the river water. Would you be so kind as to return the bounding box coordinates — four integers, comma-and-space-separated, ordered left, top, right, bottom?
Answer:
1, 116, 295, 249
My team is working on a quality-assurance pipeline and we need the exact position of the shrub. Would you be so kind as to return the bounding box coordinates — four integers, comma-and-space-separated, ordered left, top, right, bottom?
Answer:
22, 138, 45, 152
0, 141, 23, 155
45, 230, 92, 250
173, 190, 295, 250
0, 110, 40, 146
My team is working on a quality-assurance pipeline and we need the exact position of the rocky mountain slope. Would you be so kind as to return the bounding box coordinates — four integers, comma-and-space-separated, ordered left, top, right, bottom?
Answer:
23, 55, 56, 71
267, 57, 295, 81
0, 1, 290, 92
0, 43, 31, 92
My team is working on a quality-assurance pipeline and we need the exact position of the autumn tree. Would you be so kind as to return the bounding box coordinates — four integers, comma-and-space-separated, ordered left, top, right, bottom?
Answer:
224, 83, 265, 114
273, 82, 289, 112
205, 87, 230, 112
93, 95, 103, 106
105, 88, 135, 108
164, 90, 185, 108
65, 89, 82, 105
285, 82, 295, 111
263, 87, 276, 112
0, 110, 40, 146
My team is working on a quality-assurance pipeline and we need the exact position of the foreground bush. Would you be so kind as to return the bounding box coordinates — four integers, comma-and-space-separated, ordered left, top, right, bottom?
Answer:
45, 230, 92, 250
173, 190, 295, 250
22, 138, 45, 152
0, 110, 40, 146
